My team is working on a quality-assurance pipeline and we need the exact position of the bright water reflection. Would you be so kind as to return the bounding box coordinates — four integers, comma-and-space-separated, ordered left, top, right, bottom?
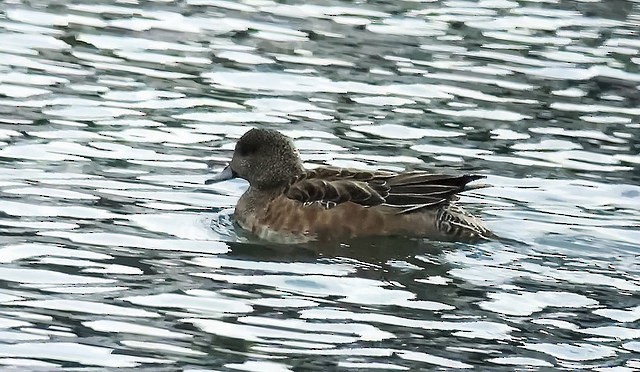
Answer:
0, 0, 639, 369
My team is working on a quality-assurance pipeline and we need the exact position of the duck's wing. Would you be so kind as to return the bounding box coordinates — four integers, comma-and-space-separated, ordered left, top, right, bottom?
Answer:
384, 173, 486, 214
285, 167, 485, 213
285, 168, 391, 207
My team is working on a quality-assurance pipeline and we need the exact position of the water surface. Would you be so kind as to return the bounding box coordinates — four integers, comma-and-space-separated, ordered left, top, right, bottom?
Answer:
0, 0, 639, 370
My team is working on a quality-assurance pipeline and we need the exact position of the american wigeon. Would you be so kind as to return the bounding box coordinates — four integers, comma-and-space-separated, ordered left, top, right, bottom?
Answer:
206, 128, 491, 243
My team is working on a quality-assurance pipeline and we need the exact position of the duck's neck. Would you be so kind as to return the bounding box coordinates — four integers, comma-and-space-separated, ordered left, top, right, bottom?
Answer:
238, 185, 284, 213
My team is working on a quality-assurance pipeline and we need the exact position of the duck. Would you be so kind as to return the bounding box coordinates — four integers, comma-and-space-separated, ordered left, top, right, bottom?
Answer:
205, 128, 491, 243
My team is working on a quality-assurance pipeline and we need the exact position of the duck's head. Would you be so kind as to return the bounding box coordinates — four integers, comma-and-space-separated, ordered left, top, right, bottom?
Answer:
205, 128, 304, 190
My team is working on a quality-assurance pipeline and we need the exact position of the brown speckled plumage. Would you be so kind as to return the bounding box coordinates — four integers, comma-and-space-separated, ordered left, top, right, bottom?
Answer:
206, 128, 491, 243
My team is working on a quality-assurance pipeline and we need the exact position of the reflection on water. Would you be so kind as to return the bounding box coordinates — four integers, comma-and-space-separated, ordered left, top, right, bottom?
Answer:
0, 0, 639, 369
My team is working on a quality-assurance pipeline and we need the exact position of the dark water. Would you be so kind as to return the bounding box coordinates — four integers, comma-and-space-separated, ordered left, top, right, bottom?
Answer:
1, 0, 639, 370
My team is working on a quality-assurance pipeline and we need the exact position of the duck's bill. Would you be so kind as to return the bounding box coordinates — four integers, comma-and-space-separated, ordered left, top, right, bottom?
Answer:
205, 165, 237, 184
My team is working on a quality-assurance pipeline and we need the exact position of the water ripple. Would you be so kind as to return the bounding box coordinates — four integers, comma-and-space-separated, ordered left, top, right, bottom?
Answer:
0, 0, 638, 369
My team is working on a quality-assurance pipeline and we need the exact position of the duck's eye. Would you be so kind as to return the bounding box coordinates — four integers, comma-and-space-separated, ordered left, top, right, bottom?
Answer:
237, 140, 260, 156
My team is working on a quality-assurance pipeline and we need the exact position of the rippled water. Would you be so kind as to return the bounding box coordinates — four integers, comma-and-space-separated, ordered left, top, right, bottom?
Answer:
0, 0, 639, 370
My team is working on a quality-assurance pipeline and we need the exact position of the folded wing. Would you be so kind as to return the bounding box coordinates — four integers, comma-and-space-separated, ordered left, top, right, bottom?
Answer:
285, 167, 485, 214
